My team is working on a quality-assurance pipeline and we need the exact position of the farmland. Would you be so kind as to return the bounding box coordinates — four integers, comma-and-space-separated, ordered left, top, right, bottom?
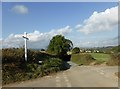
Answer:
90, 53, 111, 62
71, 53, 112, 65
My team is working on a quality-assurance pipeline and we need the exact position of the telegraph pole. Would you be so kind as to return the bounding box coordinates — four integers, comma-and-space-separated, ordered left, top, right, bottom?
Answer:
22, 32, 29, 61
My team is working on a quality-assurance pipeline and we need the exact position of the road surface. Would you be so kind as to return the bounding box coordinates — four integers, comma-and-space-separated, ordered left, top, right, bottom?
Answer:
3, 62, 118, 87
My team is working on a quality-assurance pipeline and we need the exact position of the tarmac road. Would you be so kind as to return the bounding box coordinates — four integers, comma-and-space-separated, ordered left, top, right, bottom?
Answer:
3, 62, 118, 87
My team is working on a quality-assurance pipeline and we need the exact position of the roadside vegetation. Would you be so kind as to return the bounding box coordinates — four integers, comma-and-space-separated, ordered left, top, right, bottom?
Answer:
2, 35, 73, 85
72, 47, 80, 54
106, 45, 120, 66
71, 52, 120, 66
107, 53, 120, 66
71, 45, 120, 66
71, 53, 95, 65
47, 35, 73, 60
2, 34, 120, 85
2, 48, 66, 85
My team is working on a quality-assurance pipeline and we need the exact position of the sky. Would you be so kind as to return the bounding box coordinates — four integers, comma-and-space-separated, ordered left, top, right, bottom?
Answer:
1, 2, 119, 49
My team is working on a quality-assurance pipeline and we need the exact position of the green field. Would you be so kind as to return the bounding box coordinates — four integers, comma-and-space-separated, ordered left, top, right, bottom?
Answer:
71, 53, 111, 65
90, 53, 111, 62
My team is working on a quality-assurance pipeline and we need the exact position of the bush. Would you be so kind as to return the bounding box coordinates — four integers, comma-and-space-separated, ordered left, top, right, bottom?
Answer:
27, 49, 55, 63
2, 48, 55, 64
72, 47, 80, 54
2, 48, 66, 85
47, 35, 73, 56
2, 48, 24, 64
42, 58, 63, 73
41, 49, 45, 51
25, 63, 38, 72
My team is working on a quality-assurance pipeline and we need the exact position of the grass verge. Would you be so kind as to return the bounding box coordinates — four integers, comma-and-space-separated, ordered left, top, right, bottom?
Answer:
71, 53, 95, 65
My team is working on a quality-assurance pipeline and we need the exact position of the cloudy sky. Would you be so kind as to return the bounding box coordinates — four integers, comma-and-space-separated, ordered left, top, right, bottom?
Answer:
2, 2, 118, 49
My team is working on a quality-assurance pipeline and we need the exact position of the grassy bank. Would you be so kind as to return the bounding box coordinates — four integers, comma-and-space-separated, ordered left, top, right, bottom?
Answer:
106, 53, 120, 66
71, 53, 95, 65
71, 53, 119, 66
2, 48, 67, 85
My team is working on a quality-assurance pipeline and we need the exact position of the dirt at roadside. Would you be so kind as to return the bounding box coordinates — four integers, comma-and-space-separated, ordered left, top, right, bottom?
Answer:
90, 61, 107, 66
115, 72, 120, 78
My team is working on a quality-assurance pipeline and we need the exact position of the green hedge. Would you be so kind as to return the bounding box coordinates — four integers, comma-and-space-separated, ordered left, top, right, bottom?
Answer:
2, 48, 66, 85
3, 58, 64, 85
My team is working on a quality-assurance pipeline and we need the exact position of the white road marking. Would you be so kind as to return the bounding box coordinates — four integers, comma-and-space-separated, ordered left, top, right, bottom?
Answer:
65, 78, 69, 82
56, 79, 60, 82
63, 72, 72, 87
56, 76, 60, 79
56, 76, 61, 87
45, 76, 52, 78
99, 70, 105, 75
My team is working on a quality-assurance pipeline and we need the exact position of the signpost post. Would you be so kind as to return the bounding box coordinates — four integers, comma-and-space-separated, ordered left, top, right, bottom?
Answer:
22, 32, 29, 61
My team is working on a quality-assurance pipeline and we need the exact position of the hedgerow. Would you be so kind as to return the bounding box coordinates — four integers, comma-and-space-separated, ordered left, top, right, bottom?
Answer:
2, 48, 66, 85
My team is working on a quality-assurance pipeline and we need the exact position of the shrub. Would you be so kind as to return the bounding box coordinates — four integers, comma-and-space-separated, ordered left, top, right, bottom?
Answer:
2, 48, 24, 64
72, 47, 80, 54
42, 58, 63, 73
2, 48, 66, 85
41, 49, 45, 51
47, 35, 73, 56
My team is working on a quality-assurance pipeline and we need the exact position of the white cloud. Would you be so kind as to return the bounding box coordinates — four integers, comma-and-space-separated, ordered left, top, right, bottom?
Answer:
75, 37, 118, 48
76, 6, 118, 35
11, 5, 28, 14
2, 26, 72, 49
75, 24, 82, 28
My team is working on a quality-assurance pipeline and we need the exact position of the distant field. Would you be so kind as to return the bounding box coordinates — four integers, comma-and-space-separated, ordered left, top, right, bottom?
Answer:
71, 51, 119, 66
90, 53, 111, 62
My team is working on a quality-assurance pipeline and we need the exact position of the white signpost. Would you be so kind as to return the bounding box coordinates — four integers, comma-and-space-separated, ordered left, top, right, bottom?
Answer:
22, 32, 29, 61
